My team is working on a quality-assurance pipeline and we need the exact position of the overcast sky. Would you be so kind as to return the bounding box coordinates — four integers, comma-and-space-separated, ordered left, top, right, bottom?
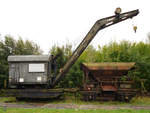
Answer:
0, 0, 149, 53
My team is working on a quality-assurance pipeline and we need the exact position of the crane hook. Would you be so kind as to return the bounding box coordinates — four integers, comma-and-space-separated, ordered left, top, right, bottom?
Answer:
133, 26, 137, 33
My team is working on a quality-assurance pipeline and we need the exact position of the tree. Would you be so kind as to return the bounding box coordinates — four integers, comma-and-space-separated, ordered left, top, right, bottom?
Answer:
49, 43, 83, 88
0, 35, 42, 88
97, 39, 150, 91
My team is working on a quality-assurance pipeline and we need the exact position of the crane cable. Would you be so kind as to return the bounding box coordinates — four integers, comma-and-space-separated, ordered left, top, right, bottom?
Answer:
131, 19, 137, 33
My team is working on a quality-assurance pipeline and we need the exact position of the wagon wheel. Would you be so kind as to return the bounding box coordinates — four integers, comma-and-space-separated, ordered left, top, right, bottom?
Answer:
83, 92, 97, 101
117, 93, 133, 102
83, 94, 89, 101
16, 97, 24, 101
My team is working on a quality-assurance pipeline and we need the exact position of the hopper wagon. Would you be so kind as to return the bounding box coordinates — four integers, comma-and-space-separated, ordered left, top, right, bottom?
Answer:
80, 62, 137, 101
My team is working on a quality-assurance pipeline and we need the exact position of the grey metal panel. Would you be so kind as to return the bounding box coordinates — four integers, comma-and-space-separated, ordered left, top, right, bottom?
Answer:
9, 63, 20, 84
18, 63, 48, 83
9, 62, 48, 84
8, 55, 50, 62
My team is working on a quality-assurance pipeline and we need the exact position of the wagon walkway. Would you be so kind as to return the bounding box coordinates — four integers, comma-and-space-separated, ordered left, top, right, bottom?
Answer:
1, 103, 150, 110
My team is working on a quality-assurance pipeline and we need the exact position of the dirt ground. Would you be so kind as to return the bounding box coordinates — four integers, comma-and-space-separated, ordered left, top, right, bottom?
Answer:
1, 102, 150, 110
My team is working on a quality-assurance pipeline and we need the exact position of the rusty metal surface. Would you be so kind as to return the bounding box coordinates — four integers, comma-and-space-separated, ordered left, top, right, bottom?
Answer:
81, 62, 137, 101
101, 86, 117, 91
82, 62, 135, 71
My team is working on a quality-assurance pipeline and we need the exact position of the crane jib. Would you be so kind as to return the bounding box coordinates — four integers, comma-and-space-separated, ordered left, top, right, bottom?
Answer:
51, 9, 139, 87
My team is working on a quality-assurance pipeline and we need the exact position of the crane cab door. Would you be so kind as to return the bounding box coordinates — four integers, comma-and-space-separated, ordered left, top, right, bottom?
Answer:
9, 63, 20, 85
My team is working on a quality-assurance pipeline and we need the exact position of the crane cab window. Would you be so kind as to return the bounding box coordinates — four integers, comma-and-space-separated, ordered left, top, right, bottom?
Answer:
29, 64, 45, 72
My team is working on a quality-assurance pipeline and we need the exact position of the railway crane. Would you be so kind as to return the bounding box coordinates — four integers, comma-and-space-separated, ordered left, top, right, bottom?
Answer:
7, 8, 139, 98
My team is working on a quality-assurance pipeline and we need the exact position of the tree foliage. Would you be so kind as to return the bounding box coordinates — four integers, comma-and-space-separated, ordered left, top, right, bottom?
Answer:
1, 34, 150, 92
49, 44, 83, 88
49, 38, 150, 91
0, 35, 42, 88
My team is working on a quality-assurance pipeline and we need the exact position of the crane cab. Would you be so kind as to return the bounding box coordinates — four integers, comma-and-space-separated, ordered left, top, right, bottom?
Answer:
7, 55, 63, 98
8, 55, 55, 89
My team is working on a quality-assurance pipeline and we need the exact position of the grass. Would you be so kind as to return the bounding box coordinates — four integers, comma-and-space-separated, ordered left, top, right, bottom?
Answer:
76, 96, 150, 106
0, 108, 150, 113
1, 94, 150, 106
130, 96, 150, 105
47, 93, 150, 106
0, 97, 16, 103
1, 95, 150, 113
